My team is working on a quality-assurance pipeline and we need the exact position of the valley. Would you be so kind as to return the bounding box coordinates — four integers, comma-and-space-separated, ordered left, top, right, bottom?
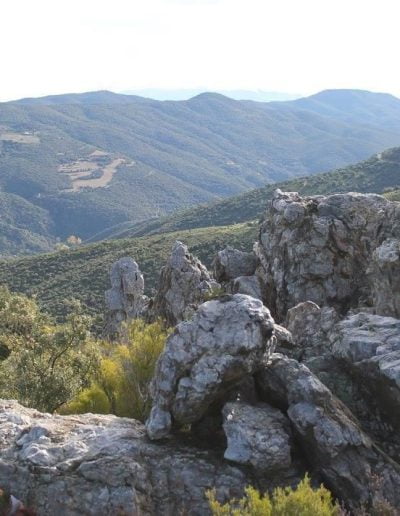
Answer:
1, 142, 400, 324
1, 88, 400, 256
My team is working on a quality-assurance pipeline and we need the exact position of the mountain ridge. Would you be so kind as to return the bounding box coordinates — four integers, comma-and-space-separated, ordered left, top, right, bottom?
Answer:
1, 88, 400, 255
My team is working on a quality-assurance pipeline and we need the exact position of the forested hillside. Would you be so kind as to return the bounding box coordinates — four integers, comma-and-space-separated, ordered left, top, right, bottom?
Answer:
0, 223, 257, 324
90, 146, 400, 240
1, 145, 400, 322
1, 88, 400, 255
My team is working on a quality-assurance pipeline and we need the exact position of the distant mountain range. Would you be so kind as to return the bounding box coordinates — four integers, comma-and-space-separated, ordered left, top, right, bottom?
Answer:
120, 89, 301, 102
1, 88, 400, 256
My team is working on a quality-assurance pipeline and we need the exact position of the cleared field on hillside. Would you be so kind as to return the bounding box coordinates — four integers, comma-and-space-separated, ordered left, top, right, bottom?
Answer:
72, 157, 127, 190
59, 155, 131, 192
0, 131, 40, 144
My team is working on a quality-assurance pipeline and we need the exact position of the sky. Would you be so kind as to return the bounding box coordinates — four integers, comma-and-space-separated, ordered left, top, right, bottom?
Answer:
1, 0, 400, 101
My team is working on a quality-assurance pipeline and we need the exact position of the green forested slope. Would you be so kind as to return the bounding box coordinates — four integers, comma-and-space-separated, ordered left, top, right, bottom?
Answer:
0, 223, 257, 323
1, 89, 400, 254
1, 145, 399, 324
95, 147, 400, 240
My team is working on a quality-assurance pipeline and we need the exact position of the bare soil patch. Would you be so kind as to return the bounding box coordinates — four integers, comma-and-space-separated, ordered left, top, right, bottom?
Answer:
0, 132, 40, 144
59, 153, 132, 192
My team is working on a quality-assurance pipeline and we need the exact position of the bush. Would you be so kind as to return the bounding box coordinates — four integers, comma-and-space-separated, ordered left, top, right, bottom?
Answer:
0, 288, 99, 412
207, 475, 341, 516
63, 319, 169, 421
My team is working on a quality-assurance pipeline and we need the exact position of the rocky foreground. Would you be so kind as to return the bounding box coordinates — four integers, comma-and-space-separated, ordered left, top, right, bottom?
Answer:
2, 190, 400, 515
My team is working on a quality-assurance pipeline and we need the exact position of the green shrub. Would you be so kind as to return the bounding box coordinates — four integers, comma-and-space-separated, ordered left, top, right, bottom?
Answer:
63, 319, 169, 421
0, 288, 99, 412
207, 475, 341, 516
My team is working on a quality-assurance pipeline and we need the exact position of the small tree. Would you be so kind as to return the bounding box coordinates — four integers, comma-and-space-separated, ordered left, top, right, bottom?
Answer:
66, 235, 82, 247
0, 290, 99, 412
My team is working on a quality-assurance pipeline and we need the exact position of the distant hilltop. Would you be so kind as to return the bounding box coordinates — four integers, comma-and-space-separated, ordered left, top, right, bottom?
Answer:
120, 88, 301, 102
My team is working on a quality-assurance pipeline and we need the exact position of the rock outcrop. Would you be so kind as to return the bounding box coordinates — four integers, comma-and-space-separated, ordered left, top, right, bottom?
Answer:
213, 247, 258, 283
104, 257, 147, 338
222, 401, 292, 473
332, 312, 400, 430
255, 189, 400, 321
368, 239, 400, 318
285, 301, 339, 360
146, 294, 276, 440
256, 354, 400, 509
0, 400, 252, 516
231, 275, 264, 300
5, 189, 400, 515
151, 241, 219, 326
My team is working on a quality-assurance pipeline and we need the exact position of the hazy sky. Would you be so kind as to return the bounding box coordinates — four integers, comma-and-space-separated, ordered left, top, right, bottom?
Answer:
1, 0, 399, 101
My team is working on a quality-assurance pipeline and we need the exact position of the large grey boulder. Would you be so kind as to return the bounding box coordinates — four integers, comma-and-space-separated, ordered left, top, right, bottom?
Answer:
213, 246, 258, 283
283, 302, 369, 429
151, 241, 219, 326
332, 312, 400, 430
255, 189, 400, 321
0, 400, 252, 516
368, 239, 400, 318
146, 294, 276, 440
222, 401, 292, 473
104, 257, 147, 338
256, 354, 400, 509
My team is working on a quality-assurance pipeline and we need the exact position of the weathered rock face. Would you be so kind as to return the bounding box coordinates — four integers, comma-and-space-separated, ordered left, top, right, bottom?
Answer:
213, 247, 258, 283
332, 312, 400, 431
282, 302, 368, 428
104, 257, 147, 338
368, 239, 400, 318
285, 301, 339, 360
255, 189, 400, 321
0, 400, 253, 516
151, 241, 219, 326
231, 275, 264, 301
256, 354, 400, 509
222, 401, 292, 473
146, 294, 276, 440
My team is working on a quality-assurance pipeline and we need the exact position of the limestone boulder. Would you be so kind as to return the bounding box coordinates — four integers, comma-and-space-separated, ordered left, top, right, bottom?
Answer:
255, 189, 400, 321
368, 238, 400, 318
285, 301, 339, 360
146, 294, 276, 440
104, 257, 147, 338
332, 312, 400, 429
256, 354, 400, 509
222, 401, 292, 473
0, 400, 252, 516
151, 241, 219, 326
231, 275, 264, 301
213, 246, 258, 283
